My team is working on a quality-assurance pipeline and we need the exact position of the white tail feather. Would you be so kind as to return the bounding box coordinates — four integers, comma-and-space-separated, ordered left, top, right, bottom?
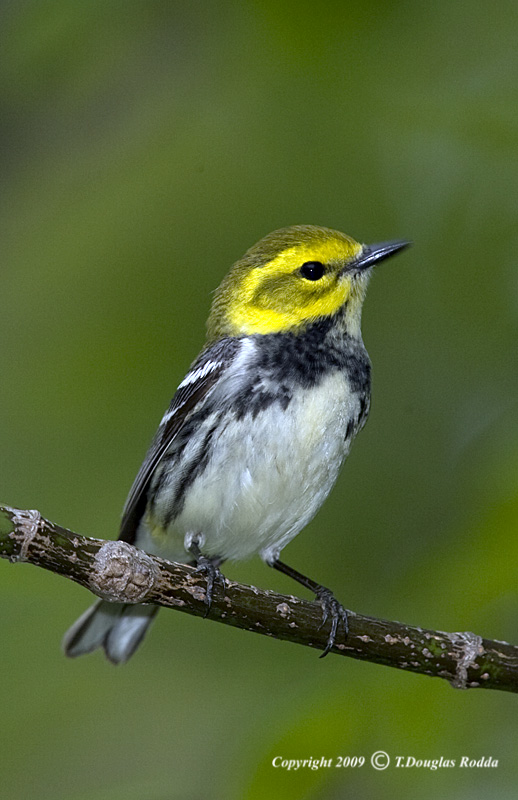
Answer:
63, 600, 158, 664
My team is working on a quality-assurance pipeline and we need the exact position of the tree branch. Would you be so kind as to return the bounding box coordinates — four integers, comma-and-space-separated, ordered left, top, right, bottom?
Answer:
1, 504, 517, 693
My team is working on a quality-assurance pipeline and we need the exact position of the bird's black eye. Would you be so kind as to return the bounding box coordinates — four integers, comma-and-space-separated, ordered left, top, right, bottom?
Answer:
300, 261, 325, 281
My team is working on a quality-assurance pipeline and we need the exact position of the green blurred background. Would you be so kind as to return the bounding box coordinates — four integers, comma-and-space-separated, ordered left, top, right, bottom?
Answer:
1, 1, 517, 798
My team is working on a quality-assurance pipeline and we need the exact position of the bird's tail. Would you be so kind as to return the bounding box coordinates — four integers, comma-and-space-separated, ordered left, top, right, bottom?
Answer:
62, 600, 158, 664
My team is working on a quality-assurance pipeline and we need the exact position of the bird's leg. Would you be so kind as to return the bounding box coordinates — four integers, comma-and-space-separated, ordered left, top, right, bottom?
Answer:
270, 559, 348, 657
188, 536, 226, 615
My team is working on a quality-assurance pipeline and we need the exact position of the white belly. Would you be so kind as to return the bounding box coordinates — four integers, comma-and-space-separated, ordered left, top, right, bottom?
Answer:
146, 371, 361, 563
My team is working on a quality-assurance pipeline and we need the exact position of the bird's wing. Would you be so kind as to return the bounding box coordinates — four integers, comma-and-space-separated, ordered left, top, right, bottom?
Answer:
118, 337, 241, 543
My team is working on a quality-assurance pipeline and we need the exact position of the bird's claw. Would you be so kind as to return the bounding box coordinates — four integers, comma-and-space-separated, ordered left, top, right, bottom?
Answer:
316, 587, 348, 658
194, 557, 226, 616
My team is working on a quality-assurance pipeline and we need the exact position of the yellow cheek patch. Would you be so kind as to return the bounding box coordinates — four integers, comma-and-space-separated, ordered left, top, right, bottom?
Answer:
226, 240, 360, 336
228, 283, 349, 335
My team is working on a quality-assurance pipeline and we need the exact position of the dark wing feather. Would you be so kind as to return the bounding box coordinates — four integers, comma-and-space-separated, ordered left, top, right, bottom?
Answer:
118, 338, 239, 543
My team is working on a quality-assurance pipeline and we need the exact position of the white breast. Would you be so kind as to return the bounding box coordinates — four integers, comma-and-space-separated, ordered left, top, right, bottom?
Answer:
170, 370, 360, 563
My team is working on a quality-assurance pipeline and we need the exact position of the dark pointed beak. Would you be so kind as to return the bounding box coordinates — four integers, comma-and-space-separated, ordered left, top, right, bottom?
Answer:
354, 239, 411, 271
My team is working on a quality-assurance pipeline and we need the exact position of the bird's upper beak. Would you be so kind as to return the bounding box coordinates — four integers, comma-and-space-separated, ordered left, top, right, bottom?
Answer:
352, 240, 411, 272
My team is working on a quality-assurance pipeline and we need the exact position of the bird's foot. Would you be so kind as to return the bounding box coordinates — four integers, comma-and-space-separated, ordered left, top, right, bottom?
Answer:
316, 587, 349, 658
193, 556, 226, 615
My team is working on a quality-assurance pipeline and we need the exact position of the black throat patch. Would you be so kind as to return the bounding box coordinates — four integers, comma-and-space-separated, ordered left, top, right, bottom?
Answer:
232, 315, 371, 419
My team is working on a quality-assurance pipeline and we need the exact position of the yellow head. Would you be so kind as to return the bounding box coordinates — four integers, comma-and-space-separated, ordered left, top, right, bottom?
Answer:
207, 225, 409, 342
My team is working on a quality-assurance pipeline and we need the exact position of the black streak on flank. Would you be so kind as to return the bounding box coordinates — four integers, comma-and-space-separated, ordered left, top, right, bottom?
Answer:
234, 383, 293, 420
162, 418, 221, 525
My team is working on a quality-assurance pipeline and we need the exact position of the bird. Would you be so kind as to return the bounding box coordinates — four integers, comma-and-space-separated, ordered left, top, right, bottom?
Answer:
63, 224, 409, 663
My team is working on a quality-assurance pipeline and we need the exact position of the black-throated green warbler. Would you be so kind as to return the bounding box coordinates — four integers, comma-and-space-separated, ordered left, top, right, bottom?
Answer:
64, 225, 409, 662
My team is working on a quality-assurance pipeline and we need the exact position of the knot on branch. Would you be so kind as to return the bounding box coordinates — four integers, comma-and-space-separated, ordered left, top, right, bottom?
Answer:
89, 541, 159, 603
